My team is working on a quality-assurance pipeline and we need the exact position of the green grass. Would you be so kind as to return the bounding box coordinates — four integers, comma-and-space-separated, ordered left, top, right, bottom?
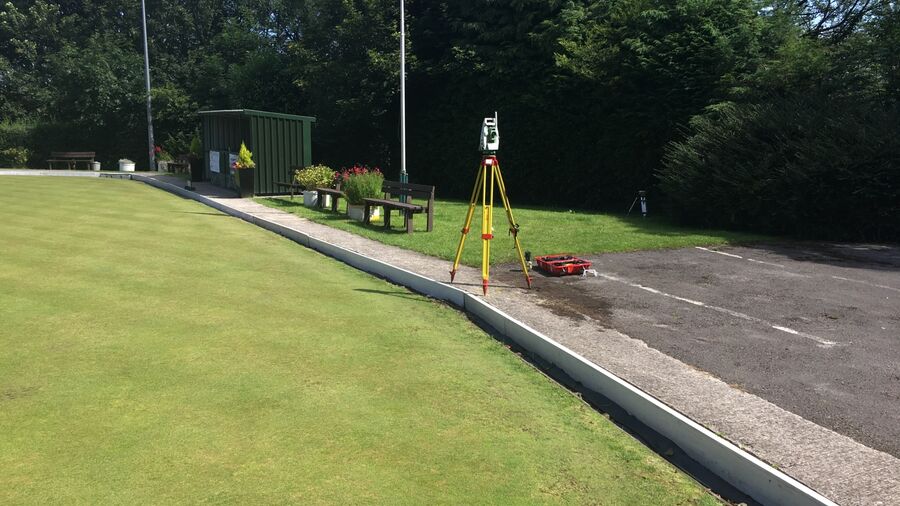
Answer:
257, 196, 765, 266
0, 177, 719, 504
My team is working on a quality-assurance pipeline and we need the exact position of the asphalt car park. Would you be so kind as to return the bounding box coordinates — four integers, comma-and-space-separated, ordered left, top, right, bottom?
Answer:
511, 242, 900, 457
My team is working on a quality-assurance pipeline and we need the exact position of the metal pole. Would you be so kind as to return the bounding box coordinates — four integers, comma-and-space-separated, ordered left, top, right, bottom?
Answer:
141, 0, 155, 171
399, 0, 407, 185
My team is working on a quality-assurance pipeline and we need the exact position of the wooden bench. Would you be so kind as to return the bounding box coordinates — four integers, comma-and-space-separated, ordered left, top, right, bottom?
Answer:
167, 157, 190, 174
47, 151, 95, 170
274, 181, 304, 200
315, 185, 346, 212
363, 180, 435, 233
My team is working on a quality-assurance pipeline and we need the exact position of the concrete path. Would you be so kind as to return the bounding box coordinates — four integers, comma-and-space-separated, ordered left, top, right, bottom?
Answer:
139, 176, 900, 504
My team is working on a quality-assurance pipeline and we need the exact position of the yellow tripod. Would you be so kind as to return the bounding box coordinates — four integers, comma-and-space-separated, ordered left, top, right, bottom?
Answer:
450, 155, 532, 295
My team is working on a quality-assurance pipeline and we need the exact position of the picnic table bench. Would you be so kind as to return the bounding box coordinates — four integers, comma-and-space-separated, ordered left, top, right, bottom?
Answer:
274, 181, 304, 200
47, 151, 95, 170
315, 186, 346, 212
364, 180, 435, 233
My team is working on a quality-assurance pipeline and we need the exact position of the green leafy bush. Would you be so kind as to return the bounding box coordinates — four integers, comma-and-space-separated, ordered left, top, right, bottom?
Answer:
294, 164, 335, 189
659, 94, 900, 241
0, 147, 29, 167
154, 146, 174, 162
233, 142, 255, 170
0, 120, 32, 150
189, 135, 202, 158
340, 165, 384, 205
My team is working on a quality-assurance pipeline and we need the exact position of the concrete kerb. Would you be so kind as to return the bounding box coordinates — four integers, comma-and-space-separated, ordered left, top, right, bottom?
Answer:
136, 175, 468, 307
21, 172, 836, 506
0, 170, 139, 179
465, 295, 836, 506
0, 169, 102, 177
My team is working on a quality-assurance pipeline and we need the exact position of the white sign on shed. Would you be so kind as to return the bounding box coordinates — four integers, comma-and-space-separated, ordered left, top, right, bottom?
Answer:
209, 151, 220, 174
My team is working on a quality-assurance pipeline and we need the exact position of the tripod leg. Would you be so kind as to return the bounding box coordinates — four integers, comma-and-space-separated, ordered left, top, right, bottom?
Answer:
494, 162, 533, 289
481, 159, 493, 295
627, 196, 638, 216
450, 162, 484, 282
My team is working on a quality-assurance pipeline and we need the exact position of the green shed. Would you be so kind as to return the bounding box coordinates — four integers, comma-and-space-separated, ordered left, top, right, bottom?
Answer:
198, 109, 316, 195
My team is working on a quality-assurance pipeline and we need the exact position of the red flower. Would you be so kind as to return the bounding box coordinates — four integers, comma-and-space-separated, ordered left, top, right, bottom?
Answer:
333, 163, 384, 186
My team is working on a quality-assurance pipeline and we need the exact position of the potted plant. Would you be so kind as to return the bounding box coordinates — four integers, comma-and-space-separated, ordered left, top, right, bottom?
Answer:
340, 165, 384, 221
188, 135, 204, 182
232, 142, 255, 197
155, 145, 174, 172
294, 164, 336, 207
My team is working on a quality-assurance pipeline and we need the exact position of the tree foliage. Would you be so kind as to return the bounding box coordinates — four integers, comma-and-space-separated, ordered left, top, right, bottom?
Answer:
659, 95, 900, 240
0, 0, 897, 239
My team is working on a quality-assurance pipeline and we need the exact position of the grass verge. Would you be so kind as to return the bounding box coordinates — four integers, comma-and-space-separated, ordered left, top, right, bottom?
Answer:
1, 176, 719, 504
257, 196, 765, 266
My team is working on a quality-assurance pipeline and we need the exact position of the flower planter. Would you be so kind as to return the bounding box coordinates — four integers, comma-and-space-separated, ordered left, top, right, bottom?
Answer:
157, 160, 169, 172
189, 157, 204, 182
347, 204, 379, 222
302, 190, 319, 207
237, 168, 255, 198
119, 160, 135, 172
347, 204, 366, 222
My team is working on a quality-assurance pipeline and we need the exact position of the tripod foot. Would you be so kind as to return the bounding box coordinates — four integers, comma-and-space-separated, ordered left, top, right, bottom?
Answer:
526, 276, 533, 289
450, 269, 457, 283
482, 279, 489, 296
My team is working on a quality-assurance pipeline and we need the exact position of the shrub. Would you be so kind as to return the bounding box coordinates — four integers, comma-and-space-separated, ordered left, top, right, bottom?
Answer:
189, 135, 202, 158
154, 145, 174, 162
294, 164, 335, 189
658, 94, 900, 241
0, 147, 29, 167
0, 120, 33, 167
340, 165, 384, 205
0, 120, 32, 150
233, 142, 255, 170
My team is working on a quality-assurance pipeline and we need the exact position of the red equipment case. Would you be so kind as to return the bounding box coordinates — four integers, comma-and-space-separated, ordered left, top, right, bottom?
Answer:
534, 254, 592, 276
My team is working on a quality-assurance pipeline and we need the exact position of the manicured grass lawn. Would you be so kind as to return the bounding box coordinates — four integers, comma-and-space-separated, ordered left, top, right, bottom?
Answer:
0, 177, 719, 504
257, 196, 765, 266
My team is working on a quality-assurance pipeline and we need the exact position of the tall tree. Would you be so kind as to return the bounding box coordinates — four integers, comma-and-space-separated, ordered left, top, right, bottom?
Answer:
287, 0, 404, 169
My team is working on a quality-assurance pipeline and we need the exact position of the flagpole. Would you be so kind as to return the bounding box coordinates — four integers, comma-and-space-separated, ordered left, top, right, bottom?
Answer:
141, 0, 155, 171
399, 0, 407, 185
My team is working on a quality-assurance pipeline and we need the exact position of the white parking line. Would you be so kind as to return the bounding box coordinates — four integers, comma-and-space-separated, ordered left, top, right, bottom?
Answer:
695, 246, 785, 268
694, 247, 900, 294
831, 275, 900, 294
746, 258, 786, 268
695, 246, 743, 259
598, 272, 842, 349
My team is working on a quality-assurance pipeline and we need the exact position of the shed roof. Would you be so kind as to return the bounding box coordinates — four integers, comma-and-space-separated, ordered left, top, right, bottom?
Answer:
197, 109, 316, 123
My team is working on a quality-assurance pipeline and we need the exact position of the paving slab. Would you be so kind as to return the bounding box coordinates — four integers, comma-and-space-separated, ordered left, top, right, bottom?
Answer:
139, 176, 900, 505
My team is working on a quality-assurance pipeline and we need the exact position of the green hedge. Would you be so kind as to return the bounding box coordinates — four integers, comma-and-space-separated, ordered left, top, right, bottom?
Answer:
0, 120, 146, 170
659, 95, 900, 241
